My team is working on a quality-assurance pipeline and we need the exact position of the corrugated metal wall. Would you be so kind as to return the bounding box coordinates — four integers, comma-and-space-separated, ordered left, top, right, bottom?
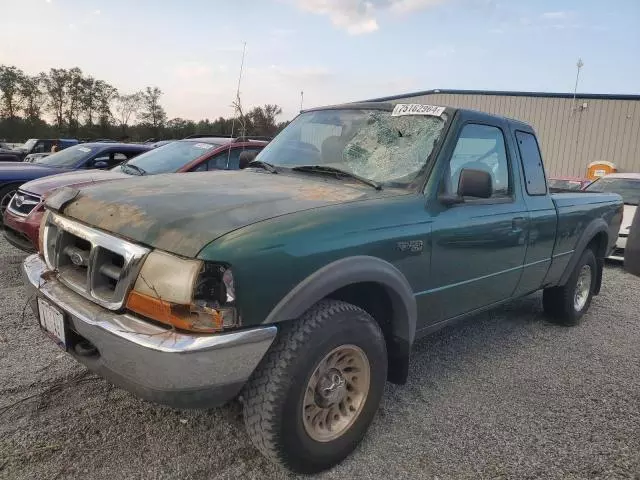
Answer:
386, 93, 640, 177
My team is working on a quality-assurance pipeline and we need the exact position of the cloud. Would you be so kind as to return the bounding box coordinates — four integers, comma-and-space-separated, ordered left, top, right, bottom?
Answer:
290, 0, 445, 35
542, 11, 567, 19
93, 9, 101, 15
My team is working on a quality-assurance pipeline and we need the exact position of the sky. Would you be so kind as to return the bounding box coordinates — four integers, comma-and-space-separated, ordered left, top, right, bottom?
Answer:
1, 0, 639, 123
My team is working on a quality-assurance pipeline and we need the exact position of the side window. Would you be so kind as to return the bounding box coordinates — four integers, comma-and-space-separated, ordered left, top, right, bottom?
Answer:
207, 148, 256, 171
91, 152, 125, 168
34, 141, 47, 153
448, 124, 510, 198
191, 161, 208, 172
515, 131, 547, 195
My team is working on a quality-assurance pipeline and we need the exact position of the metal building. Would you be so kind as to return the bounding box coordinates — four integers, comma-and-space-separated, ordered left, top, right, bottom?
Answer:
365, 89, 640, 178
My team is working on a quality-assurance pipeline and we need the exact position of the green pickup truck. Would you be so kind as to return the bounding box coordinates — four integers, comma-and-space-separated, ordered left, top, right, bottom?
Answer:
23, 103, 623, 473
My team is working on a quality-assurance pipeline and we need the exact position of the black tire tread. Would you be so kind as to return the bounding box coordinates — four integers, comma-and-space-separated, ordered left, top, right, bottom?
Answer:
242, 299, 383, 468
543, 248, 596, 326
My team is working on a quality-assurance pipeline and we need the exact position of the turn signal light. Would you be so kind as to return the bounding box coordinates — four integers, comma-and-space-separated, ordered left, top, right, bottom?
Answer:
126, 290, 236, 333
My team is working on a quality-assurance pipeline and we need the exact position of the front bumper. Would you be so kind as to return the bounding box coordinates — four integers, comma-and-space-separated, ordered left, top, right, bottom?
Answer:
23, 254, 277, 408
3, 207, 41, 252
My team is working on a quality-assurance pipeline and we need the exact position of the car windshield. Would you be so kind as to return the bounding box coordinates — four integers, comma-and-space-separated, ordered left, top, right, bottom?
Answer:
255, 107, 447, 188
113, 140, 220, 175
21, 139, 37, 151
33, 145, 94, 167
585, 177, 640, 205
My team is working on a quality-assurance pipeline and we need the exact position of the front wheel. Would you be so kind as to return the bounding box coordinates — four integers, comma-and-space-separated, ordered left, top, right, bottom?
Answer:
543, 248, 597, 326
243, 299, 387, 474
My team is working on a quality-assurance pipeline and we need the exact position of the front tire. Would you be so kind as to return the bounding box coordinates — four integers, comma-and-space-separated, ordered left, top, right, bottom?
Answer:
543, 248, 597, 326
243, 299, 387, 474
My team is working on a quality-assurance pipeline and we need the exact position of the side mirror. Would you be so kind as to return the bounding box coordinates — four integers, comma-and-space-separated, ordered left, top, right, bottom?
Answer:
439, 168, 493, 206
93, 160, 109, 169
458, 168, 492, 198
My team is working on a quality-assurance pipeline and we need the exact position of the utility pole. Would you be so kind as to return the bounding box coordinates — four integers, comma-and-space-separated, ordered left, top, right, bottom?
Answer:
572, 58, 584, 113
300, 91, 304, 111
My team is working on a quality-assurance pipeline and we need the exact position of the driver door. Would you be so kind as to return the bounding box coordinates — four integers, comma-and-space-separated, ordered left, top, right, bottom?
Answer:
425, 119, 529, 323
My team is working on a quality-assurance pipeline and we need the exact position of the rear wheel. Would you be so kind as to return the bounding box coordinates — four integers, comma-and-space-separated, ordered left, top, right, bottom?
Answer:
243, 299, 387, 474
543, 248, 597, 326
0, 184, 19, 225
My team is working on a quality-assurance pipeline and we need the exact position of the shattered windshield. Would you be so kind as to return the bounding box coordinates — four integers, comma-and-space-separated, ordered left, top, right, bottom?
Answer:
256, 107, 447, 188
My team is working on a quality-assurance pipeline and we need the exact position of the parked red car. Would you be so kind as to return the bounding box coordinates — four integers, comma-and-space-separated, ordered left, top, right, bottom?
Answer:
3, 136, 268, 252
547, 176, 592, 192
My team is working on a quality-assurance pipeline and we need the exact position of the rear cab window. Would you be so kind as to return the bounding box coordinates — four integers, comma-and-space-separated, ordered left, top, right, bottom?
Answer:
515, 131, 547, 195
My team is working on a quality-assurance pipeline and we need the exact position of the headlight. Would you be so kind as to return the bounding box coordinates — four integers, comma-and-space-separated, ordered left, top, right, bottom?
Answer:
38, 210, 51, 254
125, 250, 238, 333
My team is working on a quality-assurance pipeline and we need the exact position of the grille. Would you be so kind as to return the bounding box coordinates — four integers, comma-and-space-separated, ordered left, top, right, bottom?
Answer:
42, 213, 149, 310
8, 191, 41, 216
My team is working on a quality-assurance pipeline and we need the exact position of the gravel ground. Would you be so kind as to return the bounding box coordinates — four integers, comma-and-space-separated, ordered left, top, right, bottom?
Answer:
0, 235, 639, 480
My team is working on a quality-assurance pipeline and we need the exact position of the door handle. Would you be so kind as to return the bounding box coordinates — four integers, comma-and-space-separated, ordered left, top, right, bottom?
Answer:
512, 217, 527, 230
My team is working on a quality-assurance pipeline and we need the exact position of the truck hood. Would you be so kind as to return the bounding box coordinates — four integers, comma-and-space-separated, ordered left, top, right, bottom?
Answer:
21, 169, 127, 196
52, 170, 398, 257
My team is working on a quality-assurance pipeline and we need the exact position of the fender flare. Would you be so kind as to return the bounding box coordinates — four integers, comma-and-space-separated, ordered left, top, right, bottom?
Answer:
558, 218, 609, 287
264, 255, 418, 348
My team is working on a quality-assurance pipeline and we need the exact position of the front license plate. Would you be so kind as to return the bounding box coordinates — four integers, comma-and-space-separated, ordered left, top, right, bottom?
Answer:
37, 297, 67, 349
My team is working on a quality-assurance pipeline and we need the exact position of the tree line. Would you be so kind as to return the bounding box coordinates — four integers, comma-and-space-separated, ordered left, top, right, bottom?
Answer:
0, 64, 289, 143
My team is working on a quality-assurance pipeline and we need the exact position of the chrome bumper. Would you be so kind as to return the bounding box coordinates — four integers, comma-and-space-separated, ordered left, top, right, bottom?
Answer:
22, 254, 277, 408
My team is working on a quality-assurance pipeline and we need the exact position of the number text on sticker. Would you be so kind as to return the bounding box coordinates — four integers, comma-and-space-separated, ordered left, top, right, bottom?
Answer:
391, 104, 446, 117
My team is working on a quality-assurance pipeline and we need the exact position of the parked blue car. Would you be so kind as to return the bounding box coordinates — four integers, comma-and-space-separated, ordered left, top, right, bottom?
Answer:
0, 142, 150, 220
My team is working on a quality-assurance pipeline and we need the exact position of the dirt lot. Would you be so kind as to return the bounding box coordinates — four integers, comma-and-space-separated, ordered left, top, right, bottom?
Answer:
1, 235, 639, 479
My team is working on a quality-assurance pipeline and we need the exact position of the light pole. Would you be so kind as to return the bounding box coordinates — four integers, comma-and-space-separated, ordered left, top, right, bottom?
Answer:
572, 58, 584, 113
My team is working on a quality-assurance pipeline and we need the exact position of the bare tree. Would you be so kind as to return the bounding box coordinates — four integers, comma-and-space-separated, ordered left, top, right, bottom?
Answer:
96, 82, 118, 135
113, 92, 142, 136
138, 86, 167, 136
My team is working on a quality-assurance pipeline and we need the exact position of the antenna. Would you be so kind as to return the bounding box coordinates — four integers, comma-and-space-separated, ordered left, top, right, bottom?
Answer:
572, 58, 584, 113
228, 42, 247, 167
230, 42, 247, 136
300, 90, 304, 111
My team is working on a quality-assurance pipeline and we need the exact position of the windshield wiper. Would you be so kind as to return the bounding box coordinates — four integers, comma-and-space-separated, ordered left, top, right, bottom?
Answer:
292, 165, 382, 190
247, 159, 278, 174
121, 163, 146, 176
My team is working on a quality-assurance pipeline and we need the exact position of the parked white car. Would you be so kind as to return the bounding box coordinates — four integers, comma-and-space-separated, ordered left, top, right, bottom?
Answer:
584, 173, 640, 260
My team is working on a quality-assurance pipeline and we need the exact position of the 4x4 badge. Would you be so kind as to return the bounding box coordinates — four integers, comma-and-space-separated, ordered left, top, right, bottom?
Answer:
396, 240, 423, 253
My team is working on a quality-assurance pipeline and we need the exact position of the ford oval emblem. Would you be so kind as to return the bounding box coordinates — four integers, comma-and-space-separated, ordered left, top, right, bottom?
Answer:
69, 251, 84, 266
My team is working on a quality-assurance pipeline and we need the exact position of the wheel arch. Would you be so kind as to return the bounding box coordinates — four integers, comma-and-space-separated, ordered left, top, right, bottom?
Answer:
263, 256, 417, 385
558, 219, 608, 293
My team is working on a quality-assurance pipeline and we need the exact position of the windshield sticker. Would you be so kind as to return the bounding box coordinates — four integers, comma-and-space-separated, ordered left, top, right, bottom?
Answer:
391, 104, 446, 117
193, 143, 214, 150
78, 147, 91, 153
